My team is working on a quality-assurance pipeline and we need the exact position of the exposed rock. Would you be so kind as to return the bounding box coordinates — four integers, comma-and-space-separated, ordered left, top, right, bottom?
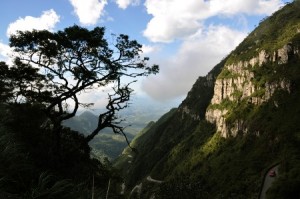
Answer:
278, 43, 293, 64
206, 109, 228, 137
258, 50, 269, 66
229, 120, 248, 137
245, 50, 271, 67
205, 44, 295, 137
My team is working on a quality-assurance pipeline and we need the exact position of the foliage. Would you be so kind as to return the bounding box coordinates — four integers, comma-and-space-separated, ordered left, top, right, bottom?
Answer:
114, 108, 181, 188
8, 25, 158, 144
155, 176, 209, 199
265, 130, 300, 199
218, 67, 240, 79
0, 103, 125, 198
208, 97, 235, 110
0, 24, 159, 198
0, 62, 13, 102
114, 56, 226, 191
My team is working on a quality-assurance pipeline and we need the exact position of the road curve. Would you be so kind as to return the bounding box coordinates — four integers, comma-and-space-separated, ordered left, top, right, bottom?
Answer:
259, 164, 279, 199
146, 176, 163, 183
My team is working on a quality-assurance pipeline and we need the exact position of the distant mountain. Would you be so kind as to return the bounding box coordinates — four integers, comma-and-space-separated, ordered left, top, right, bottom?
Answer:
64, 111, 98, 135
63, 96, 179, 160
115, 1, 300, 198
63, 111, 133, 160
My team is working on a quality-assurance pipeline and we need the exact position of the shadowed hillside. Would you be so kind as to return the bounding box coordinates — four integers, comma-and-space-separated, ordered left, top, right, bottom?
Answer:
115, 1, 300, 198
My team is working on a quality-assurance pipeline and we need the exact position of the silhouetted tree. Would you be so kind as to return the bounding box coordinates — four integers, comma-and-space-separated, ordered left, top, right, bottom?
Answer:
9, 25, 158, 147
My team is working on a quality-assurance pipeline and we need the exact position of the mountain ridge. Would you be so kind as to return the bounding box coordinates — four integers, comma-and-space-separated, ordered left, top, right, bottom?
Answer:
115, 1, 300, 198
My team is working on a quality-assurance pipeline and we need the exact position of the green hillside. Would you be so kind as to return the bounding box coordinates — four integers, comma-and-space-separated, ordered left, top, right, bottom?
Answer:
64, 111, 135, 161
115, 1, 300, 198
63, 100, 175, 161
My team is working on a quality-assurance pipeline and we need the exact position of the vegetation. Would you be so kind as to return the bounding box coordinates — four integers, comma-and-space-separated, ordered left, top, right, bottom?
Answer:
226, 0, 300, 65
0, 103, 122, 198
0, 25, 158, 198
9, 25, 158, 144
218, 67, 240, 79
122, 80, 300, 198
63, 111, 135, 161
115, 1, 300, 198
114, 51, 225, 193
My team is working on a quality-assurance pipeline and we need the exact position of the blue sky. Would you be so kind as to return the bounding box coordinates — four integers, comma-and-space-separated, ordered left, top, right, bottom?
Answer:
0, 0, 293, 108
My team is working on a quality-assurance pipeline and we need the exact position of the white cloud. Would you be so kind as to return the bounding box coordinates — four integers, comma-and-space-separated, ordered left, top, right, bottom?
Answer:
0, 42, 13, 64
143, 0, 284, 43
77, 89, 110, 110
0, 43, 10, 58
69, 0, 107, 25
115, 0, 140, 9
141, 44, 161, 55
143, 0, 209, 43
6, 9, 60, 37
142, 25, 247, 101
3, 10, 60, 63
209, 0, 283, 15
255, 0, 284, 15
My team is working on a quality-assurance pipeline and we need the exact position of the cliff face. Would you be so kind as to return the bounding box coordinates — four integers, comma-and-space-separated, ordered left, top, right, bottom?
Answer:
206, 44, 299, 137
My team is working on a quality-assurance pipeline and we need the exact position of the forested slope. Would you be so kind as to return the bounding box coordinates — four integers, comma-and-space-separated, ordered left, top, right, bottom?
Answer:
115, 1, 300, 198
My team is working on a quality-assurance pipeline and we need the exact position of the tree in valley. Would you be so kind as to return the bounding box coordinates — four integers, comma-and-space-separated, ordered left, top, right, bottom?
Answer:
8, 25, 159, 148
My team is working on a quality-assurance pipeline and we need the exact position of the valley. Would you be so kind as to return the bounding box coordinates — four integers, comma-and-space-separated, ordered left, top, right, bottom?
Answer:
64, 96, 179, 160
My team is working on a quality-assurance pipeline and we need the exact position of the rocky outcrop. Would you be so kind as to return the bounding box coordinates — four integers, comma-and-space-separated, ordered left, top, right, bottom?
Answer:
277, 43, 293, 64
205, 43, 298, 137
205, 108, 228, 137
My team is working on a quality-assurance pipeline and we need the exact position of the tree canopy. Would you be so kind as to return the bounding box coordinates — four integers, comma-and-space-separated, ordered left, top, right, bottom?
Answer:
6, 25, 158, 143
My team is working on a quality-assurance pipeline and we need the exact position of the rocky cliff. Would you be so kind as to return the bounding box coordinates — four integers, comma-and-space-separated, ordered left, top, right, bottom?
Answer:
206, 43, 299, 137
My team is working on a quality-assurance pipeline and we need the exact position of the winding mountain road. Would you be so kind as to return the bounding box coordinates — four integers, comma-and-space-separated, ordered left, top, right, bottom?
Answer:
146, 176, 163, 183
259, 164, 279, 199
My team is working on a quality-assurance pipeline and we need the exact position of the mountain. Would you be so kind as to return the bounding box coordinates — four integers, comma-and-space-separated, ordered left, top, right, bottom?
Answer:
64, 111, 98, 135
63, 96, 178, 160
63, 111, 128, 160
115, 1, 300, 198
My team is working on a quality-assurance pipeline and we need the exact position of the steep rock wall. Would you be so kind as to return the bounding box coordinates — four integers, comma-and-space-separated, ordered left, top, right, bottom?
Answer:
205, 43, 298, 137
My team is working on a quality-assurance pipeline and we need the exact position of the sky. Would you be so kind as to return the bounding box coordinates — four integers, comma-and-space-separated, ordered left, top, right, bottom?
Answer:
0, 0, 293, 109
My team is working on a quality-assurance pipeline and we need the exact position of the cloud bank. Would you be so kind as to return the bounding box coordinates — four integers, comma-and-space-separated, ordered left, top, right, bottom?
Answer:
143, 0, 283, 43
